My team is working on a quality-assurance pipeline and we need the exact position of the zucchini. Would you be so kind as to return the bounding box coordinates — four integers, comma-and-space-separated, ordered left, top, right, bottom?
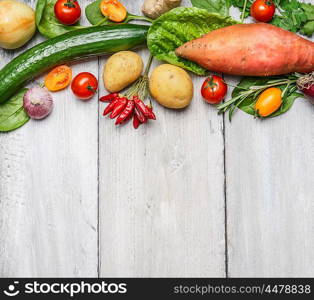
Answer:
0, 24, 149, 103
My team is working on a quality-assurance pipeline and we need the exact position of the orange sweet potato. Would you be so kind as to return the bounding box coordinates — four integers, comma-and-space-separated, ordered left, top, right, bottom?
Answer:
175, 23, 314, 76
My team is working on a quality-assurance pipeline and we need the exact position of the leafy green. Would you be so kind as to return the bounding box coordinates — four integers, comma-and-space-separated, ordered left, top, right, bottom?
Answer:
190, 0, 231, 16
230, 0, 314, 36
85, 0, 110, 25
147, 7, 237, 75
230, 0, 253, 18
0, 89, 30, 132
271, 0, 308, 33
36, 0, 83, 38
85, 0, 153, 26
269, 91, 301, 117
224, 75, 302, 119
300, 2, 314, 36
301, 20, 314, 36
231, 77, 270, 116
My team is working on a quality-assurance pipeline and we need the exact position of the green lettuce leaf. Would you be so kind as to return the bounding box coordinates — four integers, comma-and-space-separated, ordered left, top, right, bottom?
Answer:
190, 0, 231, 16
147, 7, 237, 75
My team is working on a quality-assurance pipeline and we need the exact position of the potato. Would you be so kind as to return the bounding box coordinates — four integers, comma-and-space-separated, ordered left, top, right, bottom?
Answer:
103, 51, 144, 93
149, 64, 193, 109
0, 0, 36, 49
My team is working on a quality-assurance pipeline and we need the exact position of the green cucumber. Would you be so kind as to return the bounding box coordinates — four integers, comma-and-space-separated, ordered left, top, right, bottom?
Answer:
0, 24, 149, 103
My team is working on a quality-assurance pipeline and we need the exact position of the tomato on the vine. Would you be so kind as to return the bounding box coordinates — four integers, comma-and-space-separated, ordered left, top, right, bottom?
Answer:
54, 0, 81, 25
250, 0, 276, 23
201, 75, 227, 104
71, 72, 98, 100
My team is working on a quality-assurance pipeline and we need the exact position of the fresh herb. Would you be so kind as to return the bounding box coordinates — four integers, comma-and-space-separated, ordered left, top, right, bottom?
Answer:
0, 89, 30, 132
85, 0, 152, 26
217, 74, 302, 120
147, 7, 237, 75
190, 0, 231, 16
36, 0, 83, 38
271, 0, 309, 35
230, 0, 253, 18
230, 0, 314, 36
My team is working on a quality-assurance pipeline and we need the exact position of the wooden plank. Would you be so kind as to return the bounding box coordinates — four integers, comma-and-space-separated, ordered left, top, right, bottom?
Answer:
0, 0, 98, 277
99, 0, 226, 277
225, 28, 314, 276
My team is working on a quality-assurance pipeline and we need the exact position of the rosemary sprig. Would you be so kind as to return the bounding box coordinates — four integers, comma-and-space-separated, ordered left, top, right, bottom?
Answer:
217, 74, 301, 121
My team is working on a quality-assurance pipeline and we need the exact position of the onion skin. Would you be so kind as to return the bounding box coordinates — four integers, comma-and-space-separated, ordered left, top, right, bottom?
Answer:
23, 86, 53, 120
301, 85, 314, 102
0, 0, 36, 49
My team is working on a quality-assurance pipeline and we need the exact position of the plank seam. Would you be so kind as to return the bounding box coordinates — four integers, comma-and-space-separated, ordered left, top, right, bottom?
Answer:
97, 56, 101, 278
223, 113, 229, 278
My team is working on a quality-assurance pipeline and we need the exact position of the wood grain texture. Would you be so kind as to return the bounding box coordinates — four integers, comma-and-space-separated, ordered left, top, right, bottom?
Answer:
226, 3, 314, 276
0, 0, 98, 277
98, 0, 226, 278
0, 0, 313, 278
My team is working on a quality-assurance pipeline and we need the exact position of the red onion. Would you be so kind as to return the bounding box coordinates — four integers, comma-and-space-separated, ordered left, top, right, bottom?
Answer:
297, 72, 314, 103
23, 86, 53, 119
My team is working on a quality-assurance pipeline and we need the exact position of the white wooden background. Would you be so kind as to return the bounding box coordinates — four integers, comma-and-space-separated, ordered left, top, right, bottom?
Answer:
0, 0, 313, 278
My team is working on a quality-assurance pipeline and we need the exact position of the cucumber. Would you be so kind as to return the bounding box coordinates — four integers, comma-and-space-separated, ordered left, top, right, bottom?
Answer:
0, 24, 149, 103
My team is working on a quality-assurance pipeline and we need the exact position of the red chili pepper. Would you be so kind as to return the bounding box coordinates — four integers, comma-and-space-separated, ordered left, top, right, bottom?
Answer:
146, 106, 156, 120
100, 93, 118, 102
115, 100, 135, 125
103, 98, 119, 116
133, 114, 140, 129
133, 96, 150, 117
110, 98, 128, 119
134, 106, 146, 123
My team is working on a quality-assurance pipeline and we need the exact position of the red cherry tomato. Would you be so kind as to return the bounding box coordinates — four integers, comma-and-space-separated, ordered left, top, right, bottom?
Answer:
201, 75, 227, 104
250, 0, 276, 23
54, 0, 81, 25
71, 72, 98, 100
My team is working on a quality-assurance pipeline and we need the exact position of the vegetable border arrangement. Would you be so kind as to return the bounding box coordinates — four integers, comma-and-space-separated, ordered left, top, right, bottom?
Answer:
0, 0, 313, 132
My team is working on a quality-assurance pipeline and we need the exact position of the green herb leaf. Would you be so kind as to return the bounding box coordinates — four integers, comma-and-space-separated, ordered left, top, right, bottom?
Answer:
85, 0, 152, 26
301, 3, 314, 20
36, 0, 83, 38
85, 0, 108, 25
229, 76, 301, 118
271, 0, 314, 35
232, 77, 271, 115
147, 7, 237, 75
190, 0, 231, 16
269, 91, 301, 117
0, 89, 30, 132
230, 0, 253, 18
301, 20, 314, 36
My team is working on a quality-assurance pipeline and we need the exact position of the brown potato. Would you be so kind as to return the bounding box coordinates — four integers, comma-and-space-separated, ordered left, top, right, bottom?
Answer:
149, 64, 193, 109
103, 51, 143, 93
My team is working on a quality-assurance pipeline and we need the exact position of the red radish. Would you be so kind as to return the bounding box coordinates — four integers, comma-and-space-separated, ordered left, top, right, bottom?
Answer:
175, 23, 314, 77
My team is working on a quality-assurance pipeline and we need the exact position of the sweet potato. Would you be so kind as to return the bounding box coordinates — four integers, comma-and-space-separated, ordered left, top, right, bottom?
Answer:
175, 23, 314, 76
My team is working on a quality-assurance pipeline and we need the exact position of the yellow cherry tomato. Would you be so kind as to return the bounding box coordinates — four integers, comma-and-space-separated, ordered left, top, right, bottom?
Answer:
45, 65, 72, 92
255, 87, 282, 117
100, 0, 127, 22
